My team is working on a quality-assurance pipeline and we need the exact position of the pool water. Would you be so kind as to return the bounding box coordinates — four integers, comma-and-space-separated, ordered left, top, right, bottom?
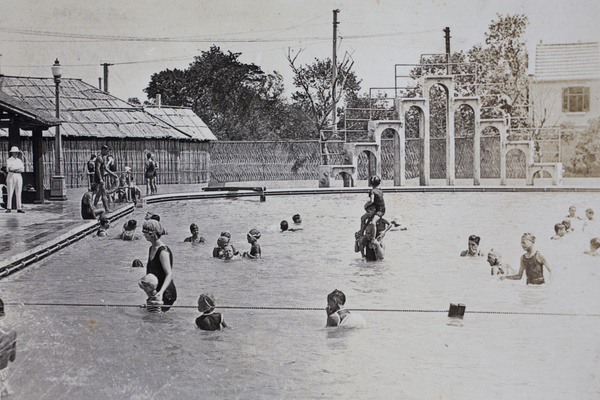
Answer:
1, 192, 599, 399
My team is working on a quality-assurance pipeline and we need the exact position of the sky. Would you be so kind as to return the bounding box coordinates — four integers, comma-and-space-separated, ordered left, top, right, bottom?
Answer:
0, 0, 598, 103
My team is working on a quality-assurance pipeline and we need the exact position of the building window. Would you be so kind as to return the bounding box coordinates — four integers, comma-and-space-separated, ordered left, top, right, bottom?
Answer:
562, 86, 590, 112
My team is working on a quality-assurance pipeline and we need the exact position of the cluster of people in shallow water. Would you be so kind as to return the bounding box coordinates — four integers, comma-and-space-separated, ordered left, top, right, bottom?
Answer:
459, 204, 600, 285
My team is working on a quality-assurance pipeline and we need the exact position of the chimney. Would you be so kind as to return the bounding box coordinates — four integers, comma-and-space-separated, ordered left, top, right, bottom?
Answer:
156, 94, 162, 108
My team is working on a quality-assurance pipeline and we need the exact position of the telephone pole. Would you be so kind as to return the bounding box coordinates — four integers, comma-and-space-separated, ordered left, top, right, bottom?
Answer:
101, 62, 114, 93
332, 9, 340, 132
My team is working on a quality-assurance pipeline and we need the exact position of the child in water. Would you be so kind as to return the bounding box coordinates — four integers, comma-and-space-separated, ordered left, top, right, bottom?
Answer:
501, 233, 551, 285
184, 223, 206, 243
120, 219, 140, 240
550, 223, 567, 240
292, 214, 302, 225
243, 229, 261, 259
460, 235, 484, 257
584, 238, 600, 256
97, 214, 110, 237
280, 220, 302, 232
195, 293, 228, 331
326, 289, 366, 328
487, 249, 513, 275
138, 273, 163, 313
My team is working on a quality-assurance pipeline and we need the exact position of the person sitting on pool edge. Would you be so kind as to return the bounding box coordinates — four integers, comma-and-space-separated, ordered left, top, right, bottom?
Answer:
280, 220, 302, 232
184, 223, 206, 243
138, 273, 163, 313
81, 183, 105, 220
583, 238, 600, 256
460, 235, 484, 257
243, 228, 261, 259
487, 249, 513, 275
501, 233, 551, 285
195, 293, 228, 331
325, 289, 366, 328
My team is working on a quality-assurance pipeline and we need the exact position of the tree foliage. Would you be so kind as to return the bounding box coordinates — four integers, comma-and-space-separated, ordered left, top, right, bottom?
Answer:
565, 118, 600, 176
144, 46, 312, 140
287, 49, 361, 137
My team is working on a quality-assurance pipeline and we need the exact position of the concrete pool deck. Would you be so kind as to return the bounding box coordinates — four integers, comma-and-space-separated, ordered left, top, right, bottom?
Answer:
1, 177, 599, 278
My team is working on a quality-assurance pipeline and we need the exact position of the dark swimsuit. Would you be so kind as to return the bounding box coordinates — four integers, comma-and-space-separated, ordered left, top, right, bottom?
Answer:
521, 251, 545, 285
195, 312, 224, 331
146, 246, 177, 311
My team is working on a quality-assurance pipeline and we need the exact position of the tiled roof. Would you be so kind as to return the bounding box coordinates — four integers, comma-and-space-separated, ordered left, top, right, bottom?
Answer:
534, 42, 600, 81
0, 76, 213, 140
144, 106, 217, 141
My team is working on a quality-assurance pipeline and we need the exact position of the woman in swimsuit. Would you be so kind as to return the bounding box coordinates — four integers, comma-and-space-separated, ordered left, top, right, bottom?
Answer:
142, 220, 177, 311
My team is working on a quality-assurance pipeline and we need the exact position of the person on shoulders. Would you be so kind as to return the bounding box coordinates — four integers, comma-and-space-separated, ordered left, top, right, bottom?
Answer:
280, 220, 302, 232
138, 273, 163, 313
460, 235, 484, 257
584, 238, 600, 256
487, 249, 513, 275
243, 229, 261, 259
120, 219, 141, 240
501, 233, 551, 285
184, 223, 206, 243
81, 183, 105, 220
550, 223, 567, 240
367, 175, 385, 229
325, 289, 366, 328
195, 293, 228, 331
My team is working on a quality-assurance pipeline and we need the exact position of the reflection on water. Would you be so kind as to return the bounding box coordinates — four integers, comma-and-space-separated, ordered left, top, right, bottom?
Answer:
1, 192, 599, 399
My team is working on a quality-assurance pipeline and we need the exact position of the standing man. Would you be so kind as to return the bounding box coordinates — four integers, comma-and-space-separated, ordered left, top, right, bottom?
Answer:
94, 145, 111, 212
5, 146, 25, 213
144, 152, 158, 196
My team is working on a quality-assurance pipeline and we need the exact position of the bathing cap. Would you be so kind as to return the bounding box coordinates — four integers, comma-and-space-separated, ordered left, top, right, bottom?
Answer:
247, 228, 261, 240
197, 293, 215, 313
217, 236, 229, 247
142, 220, 162, 235
220, 231, 231, 238
521, 233, 535, 243
327, 289, 346, 306
591, 238, 600, 248
190, 223, 199, 231
487, 249, 500, 261
131, 259, 144, 268
292, 214, 301, 222
468, 235, 480, 245
280, 220, 289, 231
140, 273, 158, 288
150, 214, 161, 222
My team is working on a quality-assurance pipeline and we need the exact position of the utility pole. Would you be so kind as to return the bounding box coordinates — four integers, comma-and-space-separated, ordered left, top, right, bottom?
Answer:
98, 77, 102, 90
332, 9, 340, 132
444, 27, 451, 75
101, 62, 114, 93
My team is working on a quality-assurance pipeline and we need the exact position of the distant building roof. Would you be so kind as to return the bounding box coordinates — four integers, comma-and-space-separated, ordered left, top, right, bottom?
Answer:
0, 91, 59, 130
534, 42, 600, 81
144, 106, 217, 141
0, 76, 214, 141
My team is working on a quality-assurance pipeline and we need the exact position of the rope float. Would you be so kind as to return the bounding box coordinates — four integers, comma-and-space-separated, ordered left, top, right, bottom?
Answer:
4, 302, 599, 317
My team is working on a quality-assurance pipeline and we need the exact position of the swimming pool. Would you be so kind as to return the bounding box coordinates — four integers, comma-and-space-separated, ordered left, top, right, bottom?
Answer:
1, 191, 599, 399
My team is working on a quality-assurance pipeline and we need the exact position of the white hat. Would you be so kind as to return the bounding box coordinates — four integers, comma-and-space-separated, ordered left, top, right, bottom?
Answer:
8, 146, 21, 154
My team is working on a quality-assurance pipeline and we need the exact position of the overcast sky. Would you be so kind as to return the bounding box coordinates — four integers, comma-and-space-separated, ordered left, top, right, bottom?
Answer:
0, 0, 598, 102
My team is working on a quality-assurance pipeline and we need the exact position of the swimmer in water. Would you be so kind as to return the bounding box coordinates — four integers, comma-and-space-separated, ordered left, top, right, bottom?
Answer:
292, 214, 302, 224
243, 229, 261, 259
550, 223, 567, 240
584, 237, 600, 256
195, 293, 228, 331
325, 289, 366, 328
97, 214, 110, 237
487, 249, 513, 275
222, 244, 242, 261
138, 273, 163, 313
184, 223, 206, 243
120, 219, 141, 241
280, 220, 302, 232
460, 235, 484, 257
501, 233, 551, 285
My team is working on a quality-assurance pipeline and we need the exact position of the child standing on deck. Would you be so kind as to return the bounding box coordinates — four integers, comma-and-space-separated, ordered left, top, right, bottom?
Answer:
195, 294, 228, 331
501, 233, 551, 285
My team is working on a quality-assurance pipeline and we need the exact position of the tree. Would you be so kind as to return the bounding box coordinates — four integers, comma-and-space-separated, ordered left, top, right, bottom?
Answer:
144, 46, 304, 140
565, 117, 600, 176
287, 49, 361, 137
